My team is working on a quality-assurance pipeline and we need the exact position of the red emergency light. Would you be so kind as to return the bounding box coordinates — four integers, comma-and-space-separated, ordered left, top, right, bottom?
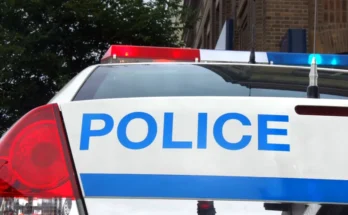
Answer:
101, 45, 200, 63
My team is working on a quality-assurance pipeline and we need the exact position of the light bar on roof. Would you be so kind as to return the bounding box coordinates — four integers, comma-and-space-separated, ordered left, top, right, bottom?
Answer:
101, 45, 200, 63
199, 49, 268, 63
100, 45, 348, 67
267, 52, 348, 67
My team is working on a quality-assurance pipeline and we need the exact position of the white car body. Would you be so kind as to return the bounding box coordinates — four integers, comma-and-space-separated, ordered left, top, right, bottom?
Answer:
45, 63, 348, 215
3, 61, 348, 215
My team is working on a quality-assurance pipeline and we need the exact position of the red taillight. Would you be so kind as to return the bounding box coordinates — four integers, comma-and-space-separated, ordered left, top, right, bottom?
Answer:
200, 203, 210, 209
0, 104, 80, 199
197, 201, 215, 215
101, 45, 200, 63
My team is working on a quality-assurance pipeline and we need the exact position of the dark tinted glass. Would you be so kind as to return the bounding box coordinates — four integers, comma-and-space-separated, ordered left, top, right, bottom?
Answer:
74, 64, 348, 101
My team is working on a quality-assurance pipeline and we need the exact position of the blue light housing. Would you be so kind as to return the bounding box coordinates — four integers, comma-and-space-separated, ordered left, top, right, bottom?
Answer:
267, 52, 348, 67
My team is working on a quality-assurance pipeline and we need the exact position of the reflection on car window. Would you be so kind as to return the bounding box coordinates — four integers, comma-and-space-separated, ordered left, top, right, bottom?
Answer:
74, 64, 348, 101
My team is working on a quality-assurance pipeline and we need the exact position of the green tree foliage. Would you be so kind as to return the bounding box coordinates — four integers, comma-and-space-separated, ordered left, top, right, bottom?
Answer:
0, 0, 188, 134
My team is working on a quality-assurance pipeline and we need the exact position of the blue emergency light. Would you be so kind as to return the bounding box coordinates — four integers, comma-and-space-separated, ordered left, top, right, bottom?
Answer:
266, 52, 348, 67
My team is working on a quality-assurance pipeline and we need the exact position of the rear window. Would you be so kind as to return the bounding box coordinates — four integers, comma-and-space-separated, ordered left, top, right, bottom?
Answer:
74, 64, 348, 101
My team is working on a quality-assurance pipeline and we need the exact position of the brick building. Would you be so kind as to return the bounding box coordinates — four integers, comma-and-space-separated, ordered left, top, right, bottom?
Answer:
183, 0, 348, 54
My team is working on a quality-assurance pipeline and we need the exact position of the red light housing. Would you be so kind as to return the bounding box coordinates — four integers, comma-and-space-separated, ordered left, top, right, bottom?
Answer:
197, 201, 215, 215
101, 45, 200, 64
198, 201, 214, 209
0, 104, 80, 199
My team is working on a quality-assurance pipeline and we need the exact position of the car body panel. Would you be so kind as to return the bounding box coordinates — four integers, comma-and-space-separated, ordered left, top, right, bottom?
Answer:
58, 96, 348, 214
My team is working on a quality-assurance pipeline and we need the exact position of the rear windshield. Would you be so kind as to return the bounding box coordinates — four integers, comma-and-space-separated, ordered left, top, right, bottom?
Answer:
74, 64, 348, 101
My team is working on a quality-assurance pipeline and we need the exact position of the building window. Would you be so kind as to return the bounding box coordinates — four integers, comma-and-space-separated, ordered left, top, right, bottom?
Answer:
197, 39, 202, 49
240, 16, 248, 50
343, 0, 347, 22
324, 0, 348, 23
204, 14, 210, 48
215, 2, 220, 39
207, 32, 211, 49
236, 0, 249, 50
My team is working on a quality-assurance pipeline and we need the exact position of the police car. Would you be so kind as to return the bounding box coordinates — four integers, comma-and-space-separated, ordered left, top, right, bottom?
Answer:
1, 45, 348, 215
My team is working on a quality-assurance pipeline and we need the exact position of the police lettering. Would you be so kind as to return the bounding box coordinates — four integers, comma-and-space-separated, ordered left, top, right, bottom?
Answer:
80, 112, 289, 152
